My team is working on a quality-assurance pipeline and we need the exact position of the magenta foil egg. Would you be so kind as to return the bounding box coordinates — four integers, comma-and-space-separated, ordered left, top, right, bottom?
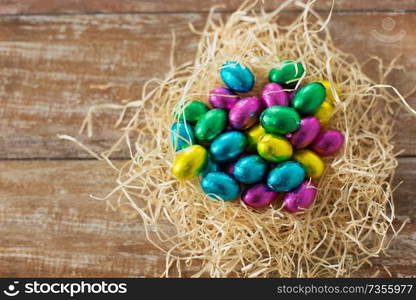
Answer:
287, 85, 302, 102
242, 184, 278, 208
311, 129, 344, 156
287, 117, 321, 149
208, 87, 239, 109
224, 162, 236, 177
261, 83, 289, 107
229, 96, 263, 130
283, 181, 317, 213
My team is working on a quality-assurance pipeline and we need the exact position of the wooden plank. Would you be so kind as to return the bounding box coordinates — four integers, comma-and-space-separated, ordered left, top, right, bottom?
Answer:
0, 0, 415, 15
0, 12, 415, 159
0, 158, 414, 277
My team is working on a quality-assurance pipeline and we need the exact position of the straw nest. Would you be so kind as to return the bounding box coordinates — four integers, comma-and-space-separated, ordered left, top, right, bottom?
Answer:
68, 0, 414, 277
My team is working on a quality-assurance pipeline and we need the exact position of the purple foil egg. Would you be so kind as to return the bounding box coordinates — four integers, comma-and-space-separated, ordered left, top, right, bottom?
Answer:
209, 87, 239, 109
311, 129, 344, 156
288, 117, 321, 149
261, 83, 289, 107
242, 183, 279, 208
229, 96, 263, 130
283, 181, 317, 213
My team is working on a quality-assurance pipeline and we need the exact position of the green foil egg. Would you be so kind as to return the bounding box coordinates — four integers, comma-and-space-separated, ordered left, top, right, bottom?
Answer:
260, 106, 301, 135
268, 60, 305, 86
175, 100, 209, 123
195, 109, 227, 142
291, 82, 326, 114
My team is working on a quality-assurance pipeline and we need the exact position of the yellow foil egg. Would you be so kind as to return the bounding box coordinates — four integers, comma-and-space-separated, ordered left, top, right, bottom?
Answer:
314, 100, 334, 126
246, 124, 266, 147
172, 145, 207, 181
293, 149, 325, 179
319, 80, 341, 102
257, 134, 292, 163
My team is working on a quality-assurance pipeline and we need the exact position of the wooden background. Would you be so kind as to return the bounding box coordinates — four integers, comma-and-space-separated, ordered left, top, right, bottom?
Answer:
0, 0, 415, 277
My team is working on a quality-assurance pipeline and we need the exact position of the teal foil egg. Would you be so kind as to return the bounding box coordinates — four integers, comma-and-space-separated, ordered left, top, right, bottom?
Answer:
210, 131, 248, 162
171, 122, 195, 151
233, 155, 267, 184
220, 61, 255, 93
201, 154, 221, 177
267, 161, 305, 192
201, 172, 240, 201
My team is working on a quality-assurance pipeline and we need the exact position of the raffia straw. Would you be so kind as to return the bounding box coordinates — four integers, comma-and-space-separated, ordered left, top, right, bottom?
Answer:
64, 0, 416, 277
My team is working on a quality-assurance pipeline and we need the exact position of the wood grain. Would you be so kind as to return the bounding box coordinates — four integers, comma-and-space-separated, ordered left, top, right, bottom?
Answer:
0, 12, 415, 159
0, 0, 415, 15
0, 1, 414, 278
0, 158, 414, 277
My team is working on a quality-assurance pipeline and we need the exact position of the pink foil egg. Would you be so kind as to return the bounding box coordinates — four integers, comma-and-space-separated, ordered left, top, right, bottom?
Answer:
209, 87, 239, 109
242, 184, 278, 208
229, 96, 263, 130
286, 117, 321, 149
311, 129, 344, 156
261, 83, 289, 107
283, 181, 317, 213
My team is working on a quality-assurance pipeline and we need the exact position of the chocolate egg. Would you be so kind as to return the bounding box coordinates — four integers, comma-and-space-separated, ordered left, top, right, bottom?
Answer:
293, 149, 325, 179
313, 100, 333, 126
220, 61, 255, 93
175, 100, 209, 123
195, 109, 227, 142
291, 82, 326, 114
223, 161, 236, 177
172, 145, 207, 181
208, 87, 239, 109
257, 133, 292, 163
311, 130, 344, 156
267, 161, 305, 192
261, 83, 289, 107
283, 181, 317, 213
319, 80, 341, 102
286, 117, 320, 149
171, 121, 195, 151
233, 155, 268, 184
242, 184, 278, 208
246, 124, 266, 148
200, 154, 221, 177
268, 60, 305, 86
229, 96, 263, 130
260, 106, 301, 135
210, 131, 248, 162
201, 172, 240, 201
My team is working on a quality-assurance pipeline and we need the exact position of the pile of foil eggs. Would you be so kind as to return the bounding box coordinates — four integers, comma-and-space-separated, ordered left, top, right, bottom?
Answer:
171, 60, 344, 212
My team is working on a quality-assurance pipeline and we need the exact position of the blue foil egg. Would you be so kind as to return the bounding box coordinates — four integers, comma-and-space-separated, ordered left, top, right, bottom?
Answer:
267, 161, 305, 192
210, 131, 248, 162
233, 155, 267, 184
220, 61, 255, 93
171, 122, 195, 151
201, 172, 240, 201
201, 154, 221, 177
